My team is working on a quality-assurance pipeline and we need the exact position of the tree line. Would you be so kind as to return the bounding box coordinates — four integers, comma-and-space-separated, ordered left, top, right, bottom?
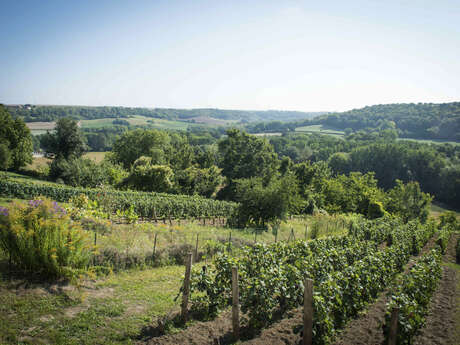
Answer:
2, 104, 456, 228
7, 104, 323, 123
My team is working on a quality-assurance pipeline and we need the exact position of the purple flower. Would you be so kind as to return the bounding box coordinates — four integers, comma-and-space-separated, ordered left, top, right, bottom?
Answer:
28, 199, 44, 208
0, 206, 9, 216
51, 201, 67, 216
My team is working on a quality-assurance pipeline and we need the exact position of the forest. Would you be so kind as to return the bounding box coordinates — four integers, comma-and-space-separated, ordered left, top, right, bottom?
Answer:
246, 102, 460, 141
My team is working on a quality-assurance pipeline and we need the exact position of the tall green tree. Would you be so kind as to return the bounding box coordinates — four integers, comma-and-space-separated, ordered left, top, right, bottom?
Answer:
0, 105, 33, 170
41, 117, 86, 159
385, 180, 432, 223
111, 129, 170, 169
218, 129, 279, 181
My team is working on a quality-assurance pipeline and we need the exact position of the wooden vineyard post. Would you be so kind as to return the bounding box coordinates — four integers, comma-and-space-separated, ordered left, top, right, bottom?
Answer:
153, 233, 158, 261
232, 266, 240, 340
303, 278, 313, 345
388, 307, 399, 345
181, 252, 193, 323
194, 234, 199, 262
153, 207, 157, 223
228, 232, 232, 253
305, 225, 308, 241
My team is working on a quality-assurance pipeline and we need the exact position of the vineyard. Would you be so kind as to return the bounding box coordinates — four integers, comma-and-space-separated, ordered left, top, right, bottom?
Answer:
157, 216, 455, 345
0, 179, 237, 219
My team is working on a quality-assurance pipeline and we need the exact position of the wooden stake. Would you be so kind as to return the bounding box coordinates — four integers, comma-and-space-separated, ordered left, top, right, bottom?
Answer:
232, 266, 240, 340
181, 252, 193, 323
194, 233, 199, 262
153, 233, 158, 259
153, 207, 157, 222
388, 307, 399, 345
305, 225, 308, 241
303, 278, 313, 345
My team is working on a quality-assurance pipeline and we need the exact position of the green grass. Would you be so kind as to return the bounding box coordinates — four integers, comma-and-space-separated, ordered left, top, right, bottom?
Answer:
91, 214, 349, 258
294, 124, 345, 137
80, 115, 198, 131
0, 265, 184, 345
26, 115, 216, 133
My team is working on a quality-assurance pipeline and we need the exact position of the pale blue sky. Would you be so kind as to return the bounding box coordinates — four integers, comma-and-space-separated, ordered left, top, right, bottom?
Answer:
1, 0, 459, 111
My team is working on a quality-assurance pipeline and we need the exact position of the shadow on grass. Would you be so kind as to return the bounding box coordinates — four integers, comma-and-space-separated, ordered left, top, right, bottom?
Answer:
0, 259, 76, 299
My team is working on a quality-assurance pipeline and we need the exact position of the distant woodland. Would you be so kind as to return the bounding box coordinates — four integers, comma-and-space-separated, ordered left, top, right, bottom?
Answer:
6, 105, 324, 123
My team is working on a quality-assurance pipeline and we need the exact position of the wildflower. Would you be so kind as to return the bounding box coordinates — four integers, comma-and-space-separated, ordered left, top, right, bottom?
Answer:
0, 206, 8, 217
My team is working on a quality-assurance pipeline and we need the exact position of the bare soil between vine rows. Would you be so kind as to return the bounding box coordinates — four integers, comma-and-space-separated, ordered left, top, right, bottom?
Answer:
139, 234, 459, 345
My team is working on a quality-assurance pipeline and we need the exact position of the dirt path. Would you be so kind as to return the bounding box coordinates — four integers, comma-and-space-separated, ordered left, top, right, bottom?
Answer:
141, 311, 233, 345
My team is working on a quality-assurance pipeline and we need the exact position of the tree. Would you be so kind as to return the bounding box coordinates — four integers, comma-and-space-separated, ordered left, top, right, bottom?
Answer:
217, 129, 279, 200
230, 174, 300, 228
41, 117, 86, 159
174, 165, 223, 197
111, 129, 170, 169
385, 180, 432, 223
328, 152, 351, 175
0, 105, 33, 170
123, 156, 174, 192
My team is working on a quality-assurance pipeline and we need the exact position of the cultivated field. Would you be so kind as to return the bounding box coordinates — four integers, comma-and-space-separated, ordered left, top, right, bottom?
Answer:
295, 124, 345, 137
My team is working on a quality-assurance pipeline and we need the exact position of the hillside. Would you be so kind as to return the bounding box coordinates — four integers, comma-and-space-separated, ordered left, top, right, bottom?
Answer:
314, 102, 460, 141
6, 104, 325, 124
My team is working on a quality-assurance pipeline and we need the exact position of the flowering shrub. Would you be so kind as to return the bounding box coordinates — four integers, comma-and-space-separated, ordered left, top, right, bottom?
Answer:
0, 198, 93, 280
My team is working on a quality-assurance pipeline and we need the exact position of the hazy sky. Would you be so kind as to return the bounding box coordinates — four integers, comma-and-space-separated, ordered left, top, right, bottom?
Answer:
1, 0, 459, 111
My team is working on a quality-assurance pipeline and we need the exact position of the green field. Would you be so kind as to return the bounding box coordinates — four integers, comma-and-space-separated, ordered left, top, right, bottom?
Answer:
397, 137, 460, 146
295, 124, 345, 137
26, 115, 212, 135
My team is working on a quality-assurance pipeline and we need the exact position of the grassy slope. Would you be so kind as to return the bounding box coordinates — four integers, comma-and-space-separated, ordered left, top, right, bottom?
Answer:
0, 265, 184, 345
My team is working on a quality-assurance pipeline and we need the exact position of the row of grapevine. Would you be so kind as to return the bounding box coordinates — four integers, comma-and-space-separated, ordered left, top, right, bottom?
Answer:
188, 216, 437, 344
0, 180, 238, 219
384, 249, 442, 345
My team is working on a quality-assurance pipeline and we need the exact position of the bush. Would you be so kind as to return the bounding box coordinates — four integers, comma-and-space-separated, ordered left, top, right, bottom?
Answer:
367, 200, 387, 219
0, 198, 92, 279
49, 157, 110, 188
